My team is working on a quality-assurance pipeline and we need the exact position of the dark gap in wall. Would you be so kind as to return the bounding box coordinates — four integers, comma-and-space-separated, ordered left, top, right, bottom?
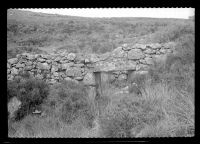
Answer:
127, 70, 134, 84
94, 71, 102, 99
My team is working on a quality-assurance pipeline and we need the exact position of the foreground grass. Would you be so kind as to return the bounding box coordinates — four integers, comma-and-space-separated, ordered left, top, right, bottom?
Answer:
8, 80, 194, 138
8, 76, 194, 138
97, 81, 194, 137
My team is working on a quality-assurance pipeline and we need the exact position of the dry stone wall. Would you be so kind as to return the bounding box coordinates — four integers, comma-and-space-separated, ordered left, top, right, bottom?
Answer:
7, 42, 176, 85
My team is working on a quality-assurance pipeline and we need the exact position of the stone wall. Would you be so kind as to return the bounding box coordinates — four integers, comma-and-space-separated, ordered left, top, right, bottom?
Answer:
7, 42, 176, 85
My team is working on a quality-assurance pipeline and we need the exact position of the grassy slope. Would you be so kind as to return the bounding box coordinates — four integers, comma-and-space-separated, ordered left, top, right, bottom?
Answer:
7, 9, 194, 59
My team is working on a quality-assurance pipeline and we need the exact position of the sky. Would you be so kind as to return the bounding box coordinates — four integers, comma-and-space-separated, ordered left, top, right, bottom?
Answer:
19, 8, 194, 19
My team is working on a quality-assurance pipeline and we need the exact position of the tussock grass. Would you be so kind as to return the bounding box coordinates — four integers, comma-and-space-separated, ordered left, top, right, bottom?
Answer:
97, 61, 194, 138
98, 81, 194, 138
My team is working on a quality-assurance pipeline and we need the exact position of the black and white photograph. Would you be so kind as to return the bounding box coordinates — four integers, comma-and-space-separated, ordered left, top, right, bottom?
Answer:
7, 8, 194, 138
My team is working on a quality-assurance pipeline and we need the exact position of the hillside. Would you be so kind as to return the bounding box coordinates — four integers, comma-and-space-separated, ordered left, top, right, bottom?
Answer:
7, 9, 195, 138
7, 9, 194, 59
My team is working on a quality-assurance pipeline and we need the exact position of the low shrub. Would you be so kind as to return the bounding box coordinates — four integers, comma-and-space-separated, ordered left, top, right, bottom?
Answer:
46, 80, 96, 128
7, 75, 49, 121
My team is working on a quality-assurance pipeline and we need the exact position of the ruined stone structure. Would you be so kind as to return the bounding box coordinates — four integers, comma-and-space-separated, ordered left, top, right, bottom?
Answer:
7, 42, 176, 97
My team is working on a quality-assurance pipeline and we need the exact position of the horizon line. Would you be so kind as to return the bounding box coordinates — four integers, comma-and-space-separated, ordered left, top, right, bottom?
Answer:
10, 8, 194, 19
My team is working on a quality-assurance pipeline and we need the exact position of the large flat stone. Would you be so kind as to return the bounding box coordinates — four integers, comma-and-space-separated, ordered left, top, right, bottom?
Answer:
111, 47, 127, 58
61, 63, 74, 70
8, 97, 22, 119
89, 54, 100, 63
66, 67, 82, 77
67, 53, 76, 61
146, 43, 162, 49
8, 58, 18, 65
38, 63, 50, 70
16, 63, 25, 68
132, 43, 146, 50
128, 49, 145, 60
51, 65, 59, 72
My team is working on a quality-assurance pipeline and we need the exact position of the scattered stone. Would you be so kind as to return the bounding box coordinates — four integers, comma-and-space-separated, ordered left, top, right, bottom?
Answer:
38, 58, 46, 62
26, 61, 32, 66
95, 61, 116, 72
49, 79, 57, 84
60, 60, 69, 64
124, 61, 137, 70
89, 54, 100, 63
160, 48, 167, 54
66, 68, 82, 77
111, 47, 127, 58
8, 75, 14, 81
166, 49, 173, 53
67, 53, 76, 61
136, 64, 149, 71
85, 58, 90, 64
74, 76, 84, 80
27, 54, 35, 60
16, 54, 21, 59
8, 97, 22, 119
7, 69, 11, 74
41, 54, 48, 59
53, 72, 59, 77
51, 65, 59, 72
38, 63, 50, 70
7, 63, 10, 69
64, 77, 73, 81
16, 63, 25, 68
134, 70, 149, 75
139, 59, 147, 64
35, 74, 43, 79
144, 49, 155, 54
162, 42, 176, 49
156, 51, 161, 55
8, 58, 18, 64
54, 56, 62, 62
24, 65, 33, 71
35, 54, 41, 58
61, 63, 73, 70
46, 60, 52, 63
118, 74, 127, 81
75, 54, 85, 63
147, 43, 162, 49
74, 63, 84, 68
11, 67, 18, 75
64, 77, 79, 84
122, 43, 128, 47
132, 43, 146, 50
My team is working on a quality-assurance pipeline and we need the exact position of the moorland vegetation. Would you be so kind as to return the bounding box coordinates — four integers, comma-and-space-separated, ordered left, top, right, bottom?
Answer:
7, 9, 194, 137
